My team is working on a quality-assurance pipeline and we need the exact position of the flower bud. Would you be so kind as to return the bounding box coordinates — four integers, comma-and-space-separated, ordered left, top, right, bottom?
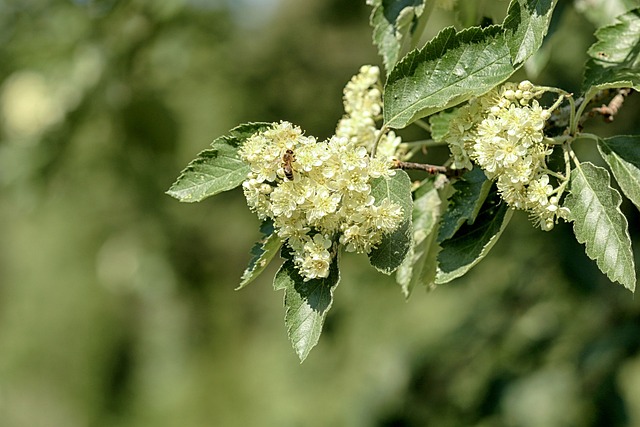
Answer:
518, 80, 534, 91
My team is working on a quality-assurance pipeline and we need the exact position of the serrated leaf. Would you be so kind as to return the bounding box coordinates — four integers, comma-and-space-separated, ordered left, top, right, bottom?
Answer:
437, 168, 491, 242
396, 178, 441, 297
583, 8, 640, 102
436, 188, 513, 284
598, 135, 640, 211
237, 219, 282, 290
383, 0, 558, 129
383, 24, 512, 129
369, 0, 429, 74
503, 0, 558, 65
273, 252, 340, 362
368, 170, 414, 274
166, 122, 271, 202
564, 162, 636, 291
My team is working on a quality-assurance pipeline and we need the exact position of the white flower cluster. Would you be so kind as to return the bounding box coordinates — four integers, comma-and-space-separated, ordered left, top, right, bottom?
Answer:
444, 81, 569, 230
336, 65, 401, 161
239, 120, 403, 280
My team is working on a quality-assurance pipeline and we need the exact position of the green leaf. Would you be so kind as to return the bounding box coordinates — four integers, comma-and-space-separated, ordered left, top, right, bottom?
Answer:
369, 0, 429, 74
273, 251, 340, 362
437, 168, 491, 242
436, 187, 513, 284
237, 219, 282, 290
368, 170, 414, 274
383, 24, 511, 129
428, 108, 458, 142
396, 178, 441, 297
564, 162, 636, 291
166, 122, 271, 202
383, 0, 558, 129
598, 135, 640, 211
503, 0, 558, 65
583, 8, 640, 102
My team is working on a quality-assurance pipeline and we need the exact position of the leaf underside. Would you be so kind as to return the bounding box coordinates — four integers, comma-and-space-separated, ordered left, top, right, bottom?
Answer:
396, 178, 441, 297
369, 0, 427, 75
237, 219, 282, 290
564, 162, 636, 291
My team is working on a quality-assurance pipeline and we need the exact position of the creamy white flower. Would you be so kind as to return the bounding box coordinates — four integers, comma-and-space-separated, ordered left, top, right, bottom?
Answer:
375, 130, 402, 160
306, 187, 341, 223
239, 119, 402, 279
296, 234, 333, 280
441, 81, 568, 230
242, 177, 271, 218
369, 198, 404, 231
335, 65, 400, 154
527, 174, 553, 206
237, 64, 408, 279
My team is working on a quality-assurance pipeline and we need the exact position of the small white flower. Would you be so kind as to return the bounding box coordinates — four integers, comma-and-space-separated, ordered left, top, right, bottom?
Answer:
527, 174, 553, 206
296, 234, 333, 280
442, 81, 569, 230
518, 80, 533, 91
236, 64, 409, 280
376, 130, 402, 160
306, 187, 341, 223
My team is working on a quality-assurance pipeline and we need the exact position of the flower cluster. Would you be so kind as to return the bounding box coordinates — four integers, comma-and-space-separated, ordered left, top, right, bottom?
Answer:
335, 65, 401, 161
239, 120, 403, 280
237, 66, 407, 280
443, 81, 569, 230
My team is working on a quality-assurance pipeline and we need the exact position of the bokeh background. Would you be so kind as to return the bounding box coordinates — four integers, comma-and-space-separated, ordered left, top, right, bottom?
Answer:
1, 0, 640, 426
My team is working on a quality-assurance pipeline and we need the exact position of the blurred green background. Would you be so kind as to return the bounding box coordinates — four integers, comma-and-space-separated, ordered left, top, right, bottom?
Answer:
1, 0, 640, 426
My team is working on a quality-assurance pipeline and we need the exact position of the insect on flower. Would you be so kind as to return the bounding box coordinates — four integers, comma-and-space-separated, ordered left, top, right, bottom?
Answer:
282, 149, 296, 180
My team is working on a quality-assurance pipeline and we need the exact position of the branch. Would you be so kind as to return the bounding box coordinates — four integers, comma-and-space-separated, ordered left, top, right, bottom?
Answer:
591, 88, 633, 122
392, 160, 464, 177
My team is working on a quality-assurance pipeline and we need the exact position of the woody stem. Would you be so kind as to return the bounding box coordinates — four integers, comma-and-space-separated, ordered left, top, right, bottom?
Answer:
392, 160, 464, 177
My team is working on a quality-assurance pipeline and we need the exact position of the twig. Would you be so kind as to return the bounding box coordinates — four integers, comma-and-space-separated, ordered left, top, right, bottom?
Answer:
591, 88, 633, 122
392, 160, 464, 177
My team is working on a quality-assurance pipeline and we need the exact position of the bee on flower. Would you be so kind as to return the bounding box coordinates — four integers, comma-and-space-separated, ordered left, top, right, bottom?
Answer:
237, 66, 405, 281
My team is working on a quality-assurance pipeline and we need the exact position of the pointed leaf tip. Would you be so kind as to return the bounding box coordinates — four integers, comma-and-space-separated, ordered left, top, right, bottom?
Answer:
167, 122, 272, 203
564, 162, 636, 291
274, 252, 340, 362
